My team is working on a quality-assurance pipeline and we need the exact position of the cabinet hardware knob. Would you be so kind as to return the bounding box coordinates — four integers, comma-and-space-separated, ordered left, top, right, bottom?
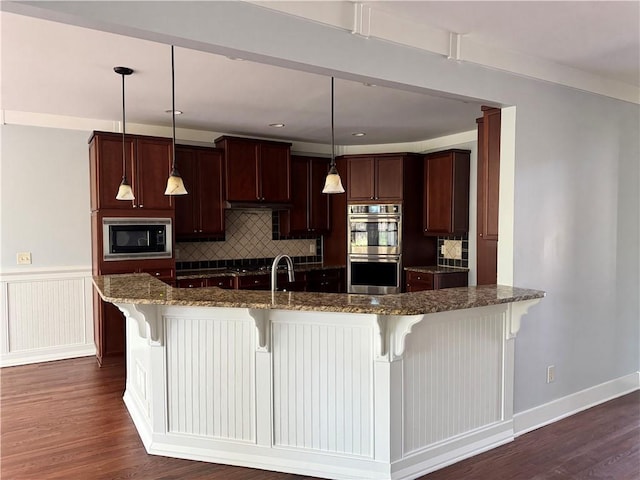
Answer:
140, 204, 143, 208
480, 233, 483, 237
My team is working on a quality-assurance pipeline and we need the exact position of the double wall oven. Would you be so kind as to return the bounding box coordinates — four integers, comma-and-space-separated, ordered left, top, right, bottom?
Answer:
347, 204, 402, 294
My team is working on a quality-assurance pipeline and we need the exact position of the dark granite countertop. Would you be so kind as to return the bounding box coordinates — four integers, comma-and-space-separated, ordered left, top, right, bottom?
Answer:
93, 273, 544, 316
404, 266, 469, 274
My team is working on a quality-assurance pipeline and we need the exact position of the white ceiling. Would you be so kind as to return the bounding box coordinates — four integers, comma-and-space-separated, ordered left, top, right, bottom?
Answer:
1, 1, 638, 147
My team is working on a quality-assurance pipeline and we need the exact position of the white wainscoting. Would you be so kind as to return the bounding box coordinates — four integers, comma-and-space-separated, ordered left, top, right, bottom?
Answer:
271, 314, 374, 457
0, 267, 95, 367
165, 313, 256, 442
402, 309, 505, 454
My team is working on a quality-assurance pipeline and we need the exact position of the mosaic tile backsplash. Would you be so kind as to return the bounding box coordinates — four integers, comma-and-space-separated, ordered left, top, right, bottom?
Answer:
176, 209, 319, 268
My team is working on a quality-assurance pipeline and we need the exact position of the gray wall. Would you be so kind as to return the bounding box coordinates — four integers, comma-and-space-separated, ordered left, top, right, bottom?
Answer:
0, 125, 93, 269
4, 1, 639, 413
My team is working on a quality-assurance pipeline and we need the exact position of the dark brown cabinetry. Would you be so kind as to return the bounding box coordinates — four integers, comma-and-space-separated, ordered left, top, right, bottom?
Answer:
176, 276, 234, 289
91, 252, 175, 365
405, 270, 468, 292
215, 136, 291, 204
174, 145, 225, 239
89, 131, 174, 211
304, 268, 344, 293
279, 155, 330, 236
346, 155, 404, 202
477, 107, 501, 285
423, 149, 470, 236
175, 268, 345, 293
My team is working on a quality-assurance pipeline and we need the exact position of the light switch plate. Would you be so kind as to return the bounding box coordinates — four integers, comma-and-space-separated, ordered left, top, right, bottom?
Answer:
17, 252, 32, 265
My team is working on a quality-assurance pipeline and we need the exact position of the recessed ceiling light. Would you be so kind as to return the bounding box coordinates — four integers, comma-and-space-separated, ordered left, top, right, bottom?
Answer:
227, 56, 245, 61
363, 82, 377, 87
352, 132, 366, 137
269, 123, 285, 128
165, 109, 183, 115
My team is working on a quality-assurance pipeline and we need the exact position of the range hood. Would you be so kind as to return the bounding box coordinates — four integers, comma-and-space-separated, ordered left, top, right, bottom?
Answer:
224, 200, 291, 210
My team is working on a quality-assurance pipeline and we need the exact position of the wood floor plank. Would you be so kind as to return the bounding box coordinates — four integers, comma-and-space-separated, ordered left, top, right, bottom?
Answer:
1, 357, 638, 480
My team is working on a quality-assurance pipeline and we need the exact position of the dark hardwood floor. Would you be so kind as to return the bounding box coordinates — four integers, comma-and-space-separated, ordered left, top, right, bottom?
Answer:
1, 356, 638, 480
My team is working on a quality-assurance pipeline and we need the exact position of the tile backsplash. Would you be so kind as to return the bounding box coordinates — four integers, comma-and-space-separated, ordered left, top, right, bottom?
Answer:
437, 234, 469, 268
176, 209, 320, 268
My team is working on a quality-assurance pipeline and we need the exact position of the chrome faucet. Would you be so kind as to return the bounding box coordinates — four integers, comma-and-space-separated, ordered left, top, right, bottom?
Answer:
271, 254, 295, 292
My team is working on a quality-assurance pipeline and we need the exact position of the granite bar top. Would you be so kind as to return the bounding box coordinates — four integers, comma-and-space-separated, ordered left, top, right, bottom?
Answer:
177, 263, 345, 280
405, 266, 470, 274
93, 273, 544, 316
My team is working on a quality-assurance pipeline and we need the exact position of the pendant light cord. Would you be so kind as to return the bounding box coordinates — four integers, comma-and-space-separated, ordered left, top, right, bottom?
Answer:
171, 45, 176, 173
121, 72, 126, 180
331, 77, 335, 166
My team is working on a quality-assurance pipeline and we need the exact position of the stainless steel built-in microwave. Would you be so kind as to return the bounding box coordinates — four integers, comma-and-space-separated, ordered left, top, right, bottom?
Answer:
103, 218, 172, 261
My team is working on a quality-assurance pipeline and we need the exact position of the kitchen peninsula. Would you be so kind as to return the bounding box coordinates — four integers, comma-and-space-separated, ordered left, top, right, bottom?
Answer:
94, 273, 543, 480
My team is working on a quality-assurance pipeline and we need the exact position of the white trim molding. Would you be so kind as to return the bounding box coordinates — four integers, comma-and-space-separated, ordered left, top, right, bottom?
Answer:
514, 372, 640, 436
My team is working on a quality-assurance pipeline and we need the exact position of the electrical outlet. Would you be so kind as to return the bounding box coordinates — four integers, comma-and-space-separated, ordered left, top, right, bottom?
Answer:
309, 243, 316, 254
546, 365, 555, 383
17, 252, 32, 265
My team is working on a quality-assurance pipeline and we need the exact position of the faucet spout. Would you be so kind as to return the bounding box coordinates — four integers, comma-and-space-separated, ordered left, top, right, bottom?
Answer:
271, 254, 295, 292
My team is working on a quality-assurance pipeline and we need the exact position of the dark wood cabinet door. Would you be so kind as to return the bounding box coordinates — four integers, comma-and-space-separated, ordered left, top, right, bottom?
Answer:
405, 271, 434, 291
282, 156, 310, 234
174, 147, 197, 237
347, 157, 375, 201
423, 150, 470, 236
91, 134, 135, 211
135, 137, 174, 210
309, 157, 330, 233
424, 153, 454, 234
477, 108, 500, 285
259, 143, 291, 202
224, 140, 259, 201
375, 156, 403, 201
198, 149, 225, 235
479, 108, 501, 241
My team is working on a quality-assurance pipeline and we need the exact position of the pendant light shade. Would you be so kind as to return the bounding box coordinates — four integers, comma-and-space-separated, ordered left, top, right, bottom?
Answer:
322, 77, 345, 194
114, 66, 135, 200
165, 45, 188, 196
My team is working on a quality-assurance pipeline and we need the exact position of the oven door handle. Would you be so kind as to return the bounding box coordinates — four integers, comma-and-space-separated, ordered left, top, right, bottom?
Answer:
349, 215, 401, 222
349, 254, 401, 263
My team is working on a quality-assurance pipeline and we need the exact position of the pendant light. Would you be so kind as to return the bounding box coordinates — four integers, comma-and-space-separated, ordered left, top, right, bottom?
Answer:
114, 66, 135, 200
165, 45, 188, 195
322, 77, 345, 194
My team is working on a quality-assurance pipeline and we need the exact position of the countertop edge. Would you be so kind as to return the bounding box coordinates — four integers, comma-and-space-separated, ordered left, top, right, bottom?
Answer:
93, 273, 545, 317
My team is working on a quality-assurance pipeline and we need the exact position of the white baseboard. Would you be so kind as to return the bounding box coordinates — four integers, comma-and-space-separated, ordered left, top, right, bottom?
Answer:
513, 372, 640, 436
0, 344, 96, 368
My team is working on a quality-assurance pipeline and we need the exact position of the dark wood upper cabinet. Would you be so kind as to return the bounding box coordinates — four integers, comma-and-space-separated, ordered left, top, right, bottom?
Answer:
346, 155, 403, 202
174, 145, 225, 239
280, 155, 330, 236
476, 107, 501, 285
215, 136, 291, 203
89, 131, 173, 211
423, 149, 470, 236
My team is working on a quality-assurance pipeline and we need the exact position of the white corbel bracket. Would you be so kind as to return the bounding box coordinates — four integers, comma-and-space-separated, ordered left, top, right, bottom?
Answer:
115, 303, 163, 346
248, 309, 270, 352
375, 314, 426, 360
506, 298, 542, 339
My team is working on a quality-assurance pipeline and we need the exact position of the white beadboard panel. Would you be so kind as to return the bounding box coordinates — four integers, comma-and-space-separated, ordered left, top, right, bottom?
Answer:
1, 269, 94, 367
165, 315, 256, 442
402, 310, 505, 455
272, 316, 374, 458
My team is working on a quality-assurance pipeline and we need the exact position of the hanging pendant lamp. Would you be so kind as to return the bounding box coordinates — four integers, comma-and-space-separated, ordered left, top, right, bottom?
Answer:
322, 77, 345, 194
165, 45, 188, 196
114, 66, 135, 200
